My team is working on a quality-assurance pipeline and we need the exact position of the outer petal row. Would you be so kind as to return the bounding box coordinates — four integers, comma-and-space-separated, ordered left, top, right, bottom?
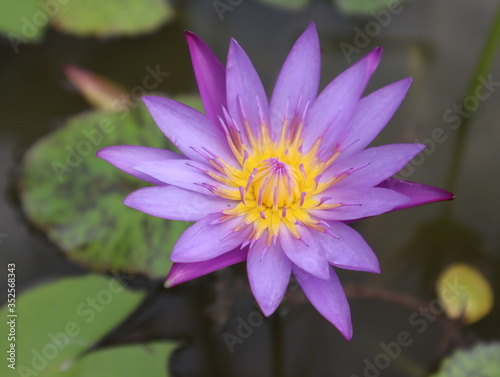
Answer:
294, 265, 353, 340
143, 96, 238, 166
247, 236, 292, 316
269, 22, 320, 138
165, 247, 248, 288
185, 31, 226, 127
171, 214, 252, 263
377, 178, 455, 210
310, 187, 410, 221
97, 145, 183, 185
124, 186, 235, 221
324, 143, 425, 188
303, 47, 382, 154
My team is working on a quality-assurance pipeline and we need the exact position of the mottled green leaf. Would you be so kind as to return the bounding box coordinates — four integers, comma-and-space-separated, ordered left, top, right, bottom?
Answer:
19, 96, 203, 278
336, 0, 405, 16
48, 0, 174, 37
431, 342, 500, 377
59, 343, 175, 376
257, 0, 310, 11
1, 275, 144, 376
0, 0, 50, 44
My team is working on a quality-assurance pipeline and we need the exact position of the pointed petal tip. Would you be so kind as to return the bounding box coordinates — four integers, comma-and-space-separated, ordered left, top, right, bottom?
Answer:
305, 21, 317, 32
341, 326, 354, 341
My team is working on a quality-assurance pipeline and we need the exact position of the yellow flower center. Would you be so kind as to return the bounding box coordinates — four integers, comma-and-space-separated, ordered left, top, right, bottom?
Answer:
202, 113, 346, 245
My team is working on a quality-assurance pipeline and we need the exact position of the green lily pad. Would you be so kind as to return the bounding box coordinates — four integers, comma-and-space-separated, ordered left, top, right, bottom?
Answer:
48, 0, 174, 37
58, 342, 176, 376
19, 96, 203, 278
431, 342, 500, 377
0, 0, 50, 45
256, 0, 310, 11
436, 263, 493, 324
1, 275, 145, 376
335, 0, 406, 16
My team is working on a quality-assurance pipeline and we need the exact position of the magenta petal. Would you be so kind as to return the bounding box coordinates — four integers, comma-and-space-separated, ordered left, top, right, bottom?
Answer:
377, 178, 454, 210
226, 39, 269, 132
165, 247, 247, 287
304, 48, 382, 153
171, 214, 250, 263
310, 187, 409, 221
324, 144, 425, 188
185, 31, 226, 127
124, 186, 233, 221
132, 159, 225, 196
339, 78, 412, 159
247, 236, 292, 316
279, 226, 330, 280
320, 221, 380, 273
269, 22, 320, 137
293, 265, 353, 340
97, 145, 182, 185
142, 96, 237, 166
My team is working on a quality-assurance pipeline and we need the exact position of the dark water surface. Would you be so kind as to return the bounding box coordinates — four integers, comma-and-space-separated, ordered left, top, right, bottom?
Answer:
1, 1, 499, 376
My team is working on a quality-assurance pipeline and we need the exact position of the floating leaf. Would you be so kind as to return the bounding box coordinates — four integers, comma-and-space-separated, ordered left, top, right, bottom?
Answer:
256, 0, 310, 11
48, 0, 174, 37
431, 342, 500, 377
0, 0, 50, 44
436, 263, 493, 324
19, 96, 203, 278
58, 343, 176, 376
335, 0, 406, 16
1, 275, 144, 376
64, 66, 129, 112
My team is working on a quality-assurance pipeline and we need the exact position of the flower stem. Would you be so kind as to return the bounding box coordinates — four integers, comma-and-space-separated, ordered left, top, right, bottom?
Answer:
272, 313, 285, 377
446, 3, 500, 192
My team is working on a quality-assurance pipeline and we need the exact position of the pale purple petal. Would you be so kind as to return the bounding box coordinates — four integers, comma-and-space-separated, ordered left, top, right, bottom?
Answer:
310, 187, 410, 221
269, 22, 320, 137
185, 31, 226, 127
319, 221, 380, 273
171, 214, 251, 263
226, 39, 269, 133
293, 265, 352, 340
247, 236, 292, 316
142, 96, 237, 166
124, 186, 234, 221
303, 48, 382, 153
279, 226, 330, 280
165, 247, 248, 287
323, 144, 425, 188
132, 159, 227, 196
97, 145, 182, 185
377, 178, 455, 210
339, 78, 412, 159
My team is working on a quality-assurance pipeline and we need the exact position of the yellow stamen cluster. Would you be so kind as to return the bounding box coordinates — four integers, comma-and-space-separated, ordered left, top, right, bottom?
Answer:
203, 112, 343, 246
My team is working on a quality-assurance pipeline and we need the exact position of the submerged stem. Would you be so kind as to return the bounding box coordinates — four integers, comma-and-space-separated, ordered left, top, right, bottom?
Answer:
446, 3, 500, 192
271, 313, 285, 377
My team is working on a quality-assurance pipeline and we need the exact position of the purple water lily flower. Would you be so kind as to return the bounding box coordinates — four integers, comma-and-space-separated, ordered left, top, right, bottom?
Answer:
98, 22, 453, 339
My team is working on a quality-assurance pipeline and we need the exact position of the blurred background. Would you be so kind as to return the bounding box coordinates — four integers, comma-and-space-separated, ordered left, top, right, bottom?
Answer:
1, 0, 499, 376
